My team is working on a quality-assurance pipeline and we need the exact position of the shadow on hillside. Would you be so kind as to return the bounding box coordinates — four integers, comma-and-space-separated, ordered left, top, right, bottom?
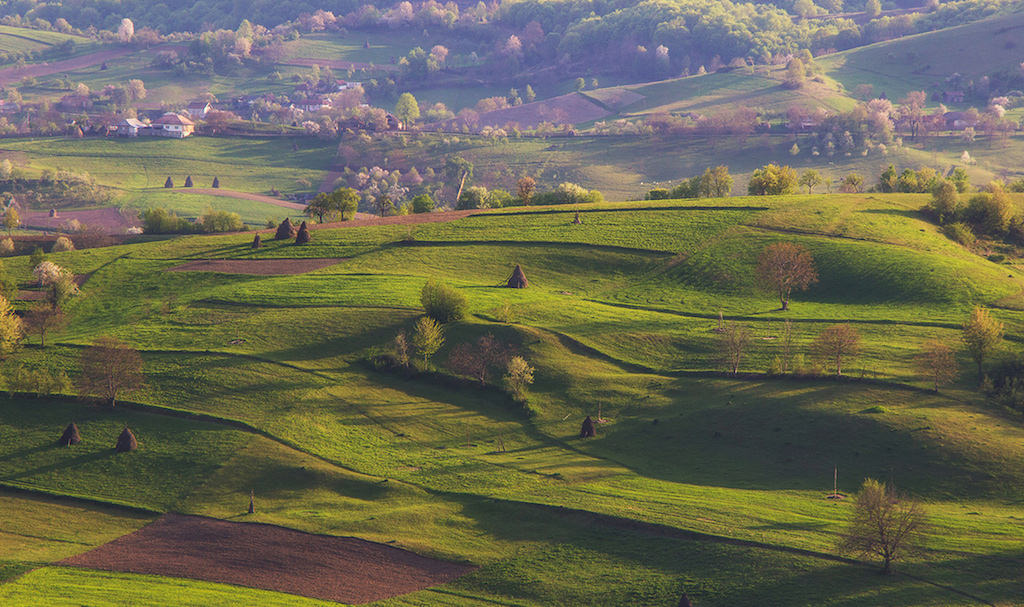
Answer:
572, 377, 1023, 501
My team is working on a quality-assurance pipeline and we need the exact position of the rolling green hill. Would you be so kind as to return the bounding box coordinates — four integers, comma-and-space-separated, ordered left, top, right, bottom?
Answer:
0, 194, 1022, 605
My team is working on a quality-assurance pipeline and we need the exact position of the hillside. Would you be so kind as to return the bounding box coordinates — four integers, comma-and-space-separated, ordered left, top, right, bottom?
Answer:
0, 194, 1022, 605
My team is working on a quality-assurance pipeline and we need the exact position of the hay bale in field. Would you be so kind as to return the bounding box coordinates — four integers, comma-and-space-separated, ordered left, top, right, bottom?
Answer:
212, 176, 220, 188
58, 422, 81, 446
251, 233, 262, 248
678, 593, 693, 607
579, 415, 596, 438
184, 175, 193, 188
294, 221, 311, 245
506, 264, 528, 288
274, 218, 295, 240
48, 208, 58, 218
164, 176, 174, 188
116, 426, 138, 452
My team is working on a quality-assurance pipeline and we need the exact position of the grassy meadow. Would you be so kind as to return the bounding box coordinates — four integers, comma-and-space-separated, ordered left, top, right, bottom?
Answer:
0, 192, 1021, 605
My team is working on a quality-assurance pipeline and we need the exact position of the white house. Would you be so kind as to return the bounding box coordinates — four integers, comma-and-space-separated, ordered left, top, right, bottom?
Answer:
152, 112, 195, 138
116, 118, 148, 137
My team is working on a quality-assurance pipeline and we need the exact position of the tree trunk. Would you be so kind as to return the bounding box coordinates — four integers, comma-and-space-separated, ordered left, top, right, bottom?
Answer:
781, 298, 789, 310
455, 171, 468, 204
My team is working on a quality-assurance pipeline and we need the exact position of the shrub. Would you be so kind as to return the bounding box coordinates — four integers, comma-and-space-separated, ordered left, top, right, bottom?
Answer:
457, 186, 488, 210
964, 191, 1012, 235
51, 235, 74, 252
142, 207, 190, 234
941, 222, 975, 246
532, 182, 603, 205
199, 208, 244, 233
420, 280, 467, 323
411, 193, 435, 213
0, 237, 14, 255
646, 188, 671, 200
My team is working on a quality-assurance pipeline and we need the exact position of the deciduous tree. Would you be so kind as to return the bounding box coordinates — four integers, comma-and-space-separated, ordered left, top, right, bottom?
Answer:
504, 356, 535, 398
914, 340, 958, 391
748, 164, 798, 195
812, 323, 860, 376
77, 336, 143, 407
755, 242, 818, 310
718, 323, 751, 375
840, 478, 926, 574
962, 306, 1003, 382
0, 295, 22, 356
411, 316, 444, 365
798, 169, 823, 194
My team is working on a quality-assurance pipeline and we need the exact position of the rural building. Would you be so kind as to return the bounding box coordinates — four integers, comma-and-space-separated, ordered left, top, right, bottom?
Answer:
295, 96, 331, 112
336, 80, 360, 91
186, 101, 212, 119
943, 111, 978, 130
116, 118, 149, 137
152, 112, 196, 138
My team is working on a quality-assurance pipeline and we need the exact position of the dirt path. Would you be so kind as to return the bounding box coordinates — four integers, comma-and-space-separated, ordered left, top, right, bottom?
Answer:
172, 188, 307, 211
60, 513, 475, 605
0, 47, 134, 87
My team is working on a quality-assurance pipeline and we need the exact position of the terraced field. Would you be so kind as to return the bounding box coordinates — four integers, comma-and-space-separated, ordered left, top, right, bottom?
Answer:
0, 194, 1022, 605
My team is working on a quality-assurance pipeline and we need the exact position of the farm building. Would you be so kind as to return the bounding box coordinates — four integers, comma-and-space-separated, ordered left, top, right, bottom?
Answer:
185, 101, 212, 119
116, 118, 149, 137
943, 111, 978, 130
151, 113, 196, 138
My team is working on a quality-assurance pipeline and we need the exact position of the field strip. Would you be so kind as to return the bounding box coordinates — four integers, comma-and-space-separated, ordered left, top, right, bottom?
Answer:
0, 47, 133, 87
389, 239, 676, 256
479, 204, 770, 217
582, 298, 964, 330
744, 222, 950, 250
170, 188, 306, 211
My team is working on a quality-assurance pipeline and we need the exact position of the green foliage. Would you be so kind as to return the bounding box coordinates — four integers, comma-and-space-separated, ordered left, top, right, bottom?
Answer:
941, 222, 975, 246
411, 316, 444, 364
963, 190, 1012, 235
420, 279, 468, 323
142, 207, 191, 234
927, 180, 958, 222
748, 164, 798, 195
532, 182, 603, 205
198, 208, 244, 233
411, 193, 435, 214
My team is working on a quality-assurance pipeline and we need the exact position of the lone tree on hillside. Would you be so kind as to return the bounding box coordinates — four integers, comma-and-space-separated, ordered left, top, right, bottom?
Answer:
962, 306, 1003, 383
755, 242, 818, 310
840, 478, 926, 574
504, 356, 535, 399
718, 323, 751, 375
799, 169, 823, 194
517, 176, 536, 204
26, 303, 65, 348
77, 336, 143, 407
812, 323, 860, 376
394, 92, 420, 127
914, 340, 958, 392
411, 316, 444, 365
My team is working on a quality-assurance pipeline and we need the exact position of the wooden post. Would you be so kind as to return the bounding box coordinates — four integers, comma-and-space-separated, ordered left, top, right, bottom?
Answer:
248, 489, 255, 514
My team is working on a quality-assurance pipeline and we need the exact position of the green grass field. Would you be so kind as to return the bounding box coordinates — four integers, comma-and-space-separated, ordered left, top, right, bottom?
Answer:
0, 192, 1022, 605
0, 25, 97, 56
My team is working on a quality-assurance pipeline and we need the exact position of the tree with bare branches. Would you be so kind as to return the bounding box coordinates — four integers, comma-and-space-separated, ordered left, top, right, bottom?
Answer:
840, 478, 927, 574
718, 323, 751, 375
812, 323, 860, 376
755, 242, 818, 310
448, 334, 511, 385
914, 340, 958, 391
25, 304, 65, 348
77, 337, 143, 407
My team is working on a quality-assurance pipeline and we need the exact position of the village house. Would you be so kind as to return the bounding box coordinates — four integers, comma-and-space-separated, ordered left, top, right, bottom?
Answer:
185, 101, 212, 119
295, 96, 331, 112
151, 112, 196, 138
943, 111, 978, 131
116, 118, 149, 137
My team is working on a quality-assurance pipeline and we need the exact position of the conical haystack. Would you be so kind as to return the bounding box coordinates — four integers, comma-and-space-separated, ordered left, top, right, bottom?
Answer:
164, 176, 174, 188
274, 218, 295, 240
116, 427, 138, 452
506, 264, 528, 288
294, 221, 311, 245
58, 422, 81, 446
579, 415, 596, 438
184, 175, 193, 187
251, 233, 262, 248
212, 176, 220, 188
678, 593, 693, 607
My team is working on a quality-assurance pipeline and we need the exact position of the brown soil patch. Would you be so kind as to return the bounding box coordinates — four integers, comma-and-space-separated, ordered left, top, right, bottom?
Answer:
60, 513, 475, 605
21, 207, 138, 234
168, 258, 344, 275
173, 188, 307, 211
0, 48, 134, 87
